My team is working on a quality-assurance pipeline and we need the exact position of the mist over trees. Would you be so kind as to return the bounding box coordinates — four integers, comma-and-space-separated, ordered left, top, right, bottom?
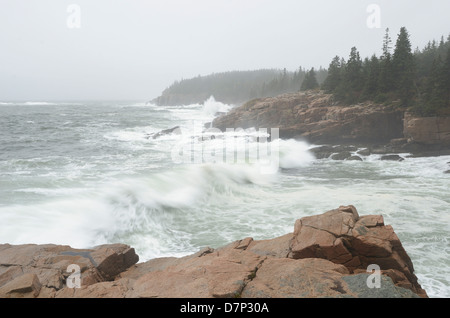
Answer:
153, 68, 327, 106
322, 27, 450, 116
154, 27, 449, 117
300, 68, 320, 91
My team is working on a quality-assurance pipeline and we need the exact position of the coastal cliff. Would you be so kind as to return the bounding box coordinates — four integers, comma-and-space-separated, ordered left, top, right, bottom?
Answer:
0, 206, 427, 298
212, 91, 450, 155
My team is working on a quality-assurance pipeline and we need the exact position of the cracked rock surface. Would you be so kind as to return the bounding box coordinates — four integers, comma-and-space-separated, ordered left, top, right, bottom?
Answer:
0, 206, 427, 298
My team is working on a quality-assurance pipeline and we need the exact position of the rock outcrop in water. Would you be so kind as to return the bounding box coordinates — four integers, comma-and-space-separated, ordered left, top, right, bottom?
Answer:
211, 91, 450, 156
403, 113, 450, 147
212, 92, 404, 143
0, 206, 427, 298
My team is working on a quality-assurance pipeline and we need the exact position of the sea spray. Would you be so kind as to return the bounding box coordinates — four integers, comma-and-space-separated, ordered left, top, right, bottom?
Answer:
202, 96, 233, 117
1, 101, 449, 297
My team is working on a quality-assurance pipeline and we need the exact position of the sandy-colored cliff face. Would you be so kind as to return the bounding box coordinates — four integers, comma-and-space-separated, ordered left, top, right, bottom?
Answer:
212, 92, 405, 144
212, 92, 450, 152
403, 112, 450, 146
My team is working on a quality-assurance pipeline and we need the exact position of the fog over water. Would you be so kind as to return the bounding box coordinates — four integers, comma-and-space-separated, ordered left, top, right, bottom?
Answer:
1, 0, 449, 299
0, 101, 449, 297
1, 0, 450, 100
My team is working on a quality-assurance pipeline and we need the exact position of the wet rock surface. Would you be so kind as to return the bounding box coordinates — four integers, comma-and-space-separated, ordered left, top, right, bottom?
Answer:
0, 206, 427, 298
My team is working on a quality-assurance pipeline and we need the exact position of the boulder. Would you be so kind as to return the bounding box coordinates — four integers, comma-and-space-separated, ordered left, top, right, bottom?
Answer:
309, 145, 334, 159
126, 242, 263, 298
380, 155, 405, 161
341, 274, 419, 298
0, 207, 427, 298
0, 243, 138, 297
56, 280, 131, 298
331, 151, 352, 160
246, 234, 292, 258
0, 273, 42, 298
333, 145, 358, 152
241, 258, 351, 298
288, 206, 427, 297
241, 258, 419, 298
357, 148, 371, 156
0, 266, 23, 287
347, 155, 363, 161
149, 126, 181, 139
90, 244, 140, 280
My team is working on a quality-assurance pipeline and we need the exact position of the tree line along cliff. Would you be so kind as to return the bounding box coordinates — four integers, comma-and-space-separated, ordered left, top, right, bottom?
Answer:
322, 27, 450, 117
153, 27, 449, 118
153, 68, 328, 106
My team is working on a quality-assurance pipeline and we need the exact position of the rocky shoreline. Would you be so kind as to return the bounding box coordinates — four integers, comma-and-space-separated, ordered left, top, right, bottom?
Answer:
211, 91, 450, 159
0, 206, 428, 298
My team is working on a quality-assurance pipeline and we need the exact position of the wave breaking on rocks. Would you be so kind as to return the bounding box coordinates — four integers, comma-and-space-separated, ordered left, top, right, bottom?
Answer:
0, 206, 427, 298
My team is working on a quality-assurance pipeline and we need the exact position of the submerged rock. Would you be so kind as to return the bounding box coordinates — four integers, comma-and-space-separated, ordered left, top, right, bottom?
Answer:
331, 151, 352, 160
148, 126, 181, 139
347, 155, 363, 161
357, 148, 371, 156
380, 155, 405, 161
0, 207, 427, 298
309, 146, 334, 159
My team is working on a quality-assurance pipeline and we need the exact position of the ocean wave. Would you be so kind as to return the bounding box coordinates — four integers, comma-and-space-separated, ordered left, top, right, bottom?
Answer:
0, 163, 281, 259
202, 96, 233, 116
23, 102, 58, 106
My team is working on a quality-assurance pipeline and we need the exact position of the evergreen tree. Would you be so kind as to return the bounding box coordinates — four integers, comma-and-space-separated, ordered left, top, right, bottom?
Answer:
320, 27, 449, 116
382, 28, 393, 60
443, 47, 450, 107
439, 36, 445, 50
392, 27, 416, 105
378, 28, 394, 95
362, 55, 381, 100
321, 56, 342, 93
338, 47, 364, 103
421, 56, 444, 115
333, 58, 348, 101
426, 47, 450, 115
300, 68, 319, 91
346, 47, 364, 90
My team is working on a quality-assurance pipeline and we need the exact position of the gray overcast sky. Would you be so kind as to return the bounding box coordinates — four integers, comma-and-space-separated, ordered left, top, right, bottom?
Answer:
0, 0, 449, 101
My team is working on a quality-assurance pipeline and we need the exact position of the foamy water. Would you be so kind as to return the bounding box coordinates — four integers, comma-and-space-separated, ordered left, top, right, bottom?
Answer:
0, 98, 449, 297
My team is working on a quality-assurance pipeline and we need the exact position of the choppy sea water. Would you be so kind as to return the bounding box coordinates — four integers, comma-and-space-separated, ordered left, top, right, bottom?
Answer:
0, 98, 449, 298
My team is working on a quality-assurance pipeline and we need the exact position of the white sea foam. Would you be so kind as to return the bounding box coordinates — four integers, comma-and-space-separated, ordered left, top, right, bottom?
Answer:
202, 96, 233, 116
1, 101, 449, 298
278, 139, 316, 169
0, 163, 280, 259
23, 102, 58, 106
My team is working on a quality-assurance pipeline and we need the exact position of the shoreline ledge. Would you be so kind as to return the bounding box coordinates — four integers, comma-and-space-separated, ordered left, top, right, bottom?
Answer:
211, 91, 450, 157
0, 205, 428, 298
